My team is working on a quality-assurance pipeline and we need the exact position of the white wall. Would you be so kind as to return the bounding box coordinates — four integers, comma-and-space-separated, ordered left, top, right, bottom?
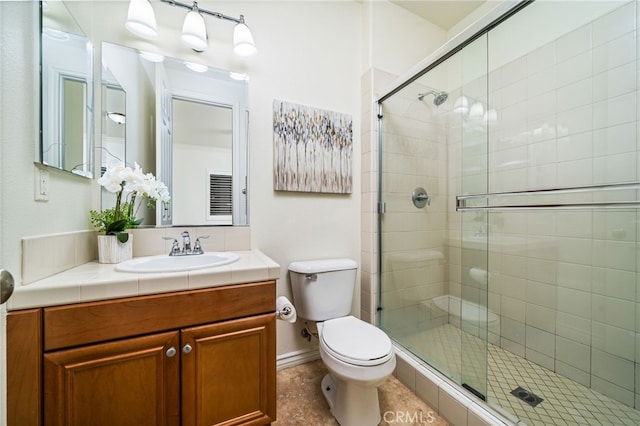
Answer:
3, 0, 364, 360
1, 0, 452, 365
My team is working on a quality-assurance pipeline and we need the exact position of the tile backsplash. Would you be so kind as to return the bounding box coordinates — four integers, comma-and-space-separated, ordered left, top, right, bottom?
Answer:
21, 226, 251, 285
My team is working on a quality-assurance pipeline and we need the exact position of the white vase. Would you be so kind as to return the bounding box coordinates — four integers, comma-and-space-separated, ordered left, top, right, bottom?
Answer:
97, 234, 133, 264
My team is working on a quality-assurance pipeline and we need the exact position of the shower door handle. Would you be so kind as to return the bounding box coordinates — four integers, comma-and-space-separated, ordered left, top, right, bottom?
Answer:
412, 187, 431, 208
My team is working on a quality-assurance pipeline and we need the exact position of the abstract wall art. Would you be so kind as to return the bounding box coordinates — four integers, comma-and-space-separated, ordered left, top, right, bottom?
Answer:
273, 99, 353, 194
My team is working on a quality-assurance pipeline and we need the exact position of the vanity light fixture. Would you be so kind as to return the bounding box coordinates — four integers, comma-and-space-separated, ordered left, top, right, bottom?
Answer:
125, 0, 257, 56
181, 3, 208, 51
125, 0, 158, 39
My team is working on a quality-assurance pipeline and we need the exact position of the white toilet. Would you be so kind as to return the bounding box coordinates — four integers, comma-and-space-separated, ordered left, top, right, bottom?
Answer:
289, 258, 396, 426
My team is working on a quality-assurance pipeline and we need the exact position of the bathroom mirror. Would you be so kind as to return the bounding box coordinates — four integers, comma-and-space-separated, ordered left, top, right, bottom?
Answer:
40, 0, 94, 178
101, 42, 249, 226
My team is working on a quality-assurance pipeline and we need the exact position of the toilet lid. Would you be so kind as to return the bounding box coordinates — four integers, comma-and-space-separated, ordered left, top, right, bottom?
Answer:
321, 316, 392, 365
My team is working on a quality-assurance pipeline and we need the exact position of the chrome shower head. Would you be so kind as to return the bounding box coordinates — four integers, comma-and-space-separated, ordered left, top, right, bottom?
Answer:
418, 90, 448, 106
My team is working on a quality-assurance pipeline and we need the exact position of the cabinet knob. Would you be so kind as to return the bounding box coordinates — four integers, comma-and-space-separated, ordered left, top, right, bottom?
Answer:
182, 344, 193, 354
166, 346, 177, 357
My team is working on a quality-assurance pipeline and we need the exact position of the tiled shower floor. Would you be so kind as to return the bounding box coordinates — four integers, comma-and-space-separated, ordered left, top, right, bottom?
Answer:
400, 324, 640, 426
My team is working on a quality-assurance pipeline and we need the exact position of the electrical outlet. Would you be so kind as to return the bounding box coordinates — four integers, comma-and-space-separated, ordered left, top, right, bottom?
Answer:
35, 168, 49, 201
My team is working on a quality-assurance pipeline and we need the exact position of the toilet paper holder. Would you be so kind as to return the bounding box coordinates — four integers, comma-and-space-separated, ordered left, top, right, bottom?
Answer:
275, 295, 297, 323
276, 305, 293, 318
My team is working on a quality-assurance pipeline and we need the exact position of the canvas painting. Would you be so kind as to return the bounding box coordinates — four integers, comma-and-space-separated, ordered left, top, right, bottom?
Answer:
273, 100, 353, 194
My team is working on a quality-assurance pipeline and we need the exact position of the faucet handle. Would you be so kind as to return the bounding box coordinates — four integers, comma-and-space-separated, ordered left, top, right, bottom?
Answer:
163, 237, 181, 255
192, 235, 209, 255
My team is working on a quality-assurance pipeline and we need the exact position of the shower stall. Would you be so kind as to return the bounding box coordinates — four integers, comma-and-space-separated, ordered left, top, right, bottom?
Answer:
377, 1, 640, 424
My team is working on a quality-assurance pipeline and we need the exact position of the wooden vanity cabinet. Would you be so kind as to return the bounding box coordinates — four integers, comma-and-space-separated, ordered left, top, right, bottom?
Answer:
7, 280, 277, 426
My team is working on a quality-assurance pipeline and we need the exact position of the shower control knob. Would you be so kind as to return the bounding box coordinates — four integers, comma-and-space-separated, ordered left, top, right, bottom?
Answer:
166, 346, 177, 358
412, 187, 431, 208
182, 344, 193, 354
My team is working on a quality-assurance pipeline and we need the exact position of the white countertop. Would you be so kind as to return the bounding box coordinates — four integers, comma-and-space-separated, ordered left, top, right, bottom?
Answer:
8, 250, 280, 311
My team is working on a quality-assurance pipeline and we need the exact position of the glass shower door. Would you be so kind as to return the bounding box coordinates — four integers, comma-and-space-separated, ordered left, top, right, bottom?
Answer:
458, 33, 490, 401
378, 35, 491, 397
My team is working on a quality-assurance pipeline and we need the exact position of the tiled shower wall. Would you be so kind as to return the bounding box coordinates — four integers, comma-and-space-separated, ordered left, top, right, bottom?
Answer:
446, 1, 640, 409
377, 83, 450, 337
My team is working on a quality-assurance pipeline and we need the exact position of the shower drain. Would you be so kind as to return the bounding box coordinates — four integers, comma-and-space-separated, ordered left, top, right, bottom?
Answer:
510, 386, 543, 407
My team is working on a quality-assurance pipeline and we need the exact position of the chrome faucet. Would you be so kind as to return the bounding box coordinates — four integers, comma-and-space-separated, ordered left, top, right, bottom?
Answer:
164, 232, 209, 256
181, 231, 191, 253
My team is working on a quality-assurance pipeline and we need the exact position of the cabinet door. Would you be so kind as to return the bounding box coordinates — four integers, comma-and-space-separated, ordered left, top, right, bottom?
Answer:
181, 313, 276, 426
44, 331, 180, 426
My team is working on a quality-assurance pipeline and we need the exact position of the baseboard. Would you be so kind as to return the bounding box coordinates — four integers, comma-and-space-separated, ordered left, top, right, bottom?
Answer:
276, 348, 320, 370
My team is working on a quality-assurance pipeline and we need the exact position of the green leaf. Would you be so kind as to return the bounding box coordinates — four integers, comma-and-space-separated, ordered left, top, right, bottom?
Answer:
115, 231, 129, 243
105, 219, 128, 235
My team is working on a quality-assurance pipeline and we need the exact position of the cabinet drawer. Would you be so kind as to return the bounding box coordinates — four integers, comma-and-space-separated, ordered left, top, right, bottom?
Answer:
44, 281, 275, 351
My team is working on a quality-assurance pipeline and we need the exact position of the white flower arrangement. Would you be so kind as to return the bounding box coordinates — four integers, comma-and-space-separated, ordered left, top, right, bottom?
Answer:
90, 160, 170, 242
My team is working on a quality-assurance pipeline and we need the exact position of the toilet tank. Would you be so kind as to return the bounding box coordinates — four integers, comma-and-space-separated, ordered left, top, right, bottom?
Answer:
288, 258, 358, 321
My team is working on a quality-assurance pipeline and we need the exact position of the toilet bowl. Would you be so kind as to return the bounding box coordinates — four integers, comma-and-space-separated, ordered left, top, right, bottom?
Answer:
288, 259, 396, 426
318, 317, 396, 426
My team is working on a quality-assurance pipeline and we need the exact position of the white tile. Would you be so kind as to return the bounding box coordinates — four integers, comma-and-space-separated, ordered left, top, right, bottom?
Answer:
557, 236, 593, 265
556, 335, 590, 372
527, 66, 556, 98
556, 312, 591, 345
557, 261, 592, 292
592, 2, 636, 47
592, 267, 635, 301
526, 41, 556, 76
526, 90, 556, 120
556, 211, 593, 239
557, 287, 591, 318
526, 303, 556, 333
593, 61, 636, 102
500, 56, 527, 88
591, 347, 635, 391
415, 372, 440, 411
591, 375, 635, 407
557, 105, 593, 137
556, 24, 592, 62
439, 389, 469, 426
501, 296, 525, 322
556, 360, 591, 386
501, 80, 527, 108
557, 131, 593, 163
592, 239, 636, 272
593, 121, 636, 156
525, 281, 556, 312
591, 321, 635, 361
593, 152, 637, 184
557, 158, 593, 187
526, 258, 556, 285
557, 77, 592, 113
592, 293, 635, 330
527, 164, 557, 189
593, 91, 636, 130
501, 317, 525, 345
525, 347, 554, 371
525, 325, 555, 357
593, 32, 636, 75
557, 51, 592, 87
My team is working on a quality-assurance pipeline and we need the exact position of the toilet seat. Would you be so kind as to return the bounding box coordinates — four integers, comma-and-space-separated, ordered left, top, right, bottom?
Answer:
321, 316, 393, 366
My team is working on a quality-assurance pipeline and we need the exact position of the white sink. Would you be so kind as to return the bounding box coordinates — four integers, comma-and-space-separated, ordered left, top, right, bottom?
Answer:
115, 252, 240, 273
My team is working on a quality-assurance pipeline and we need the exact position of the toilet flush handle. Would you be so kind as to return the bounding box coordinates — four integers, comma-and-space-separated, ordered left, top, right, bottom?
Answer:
305, 273, 317, 281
